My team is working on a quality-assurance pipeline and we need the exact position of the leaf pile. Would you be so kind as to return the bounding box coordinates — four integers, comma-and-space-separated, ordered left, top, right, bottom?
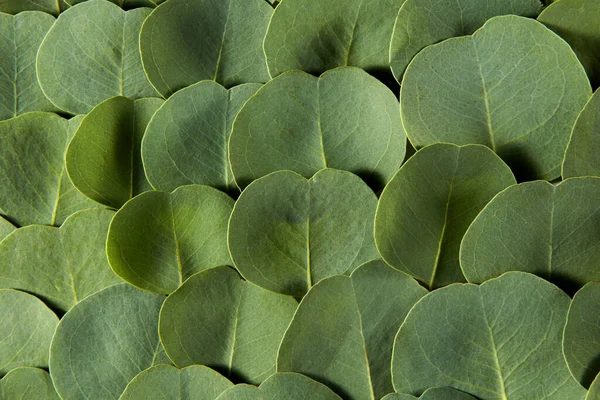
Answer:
0, 0, 599, 399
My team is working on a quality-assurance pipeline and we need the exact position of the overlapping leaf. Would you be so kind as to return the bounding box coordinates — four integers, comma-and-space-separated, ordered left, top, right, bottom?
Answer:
66, 0, 164, 7
563, 90, 600, 178
382, 388, 476, 400
0, 368, 59, 400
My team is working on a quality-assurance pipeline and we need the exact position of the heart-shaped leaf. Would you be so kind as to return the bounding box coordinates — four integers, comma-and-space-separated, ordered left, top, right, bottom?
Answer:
139, 0, 271, 98
159, 266, 297, 384
375, 144, 515, 289
107, 185, 233, 294
277, 260, 427, 400
66, 96, 164, 209
228, 169, 378, 298
0, 368, 59, 400
400, 15, 592, 181
37, 0, 158, 115
0, 209, 121, 313
142, 82, 261, 194
229, 67, 405, 189
392, 272, 586, 399
0, 216, 14, 241
0, 1, 60, 15
382, 388, 476, 400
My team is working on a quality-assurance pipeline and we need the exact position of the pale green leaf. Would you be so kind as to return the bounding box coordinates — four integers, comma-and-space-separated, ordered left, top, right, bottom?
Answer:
0, 216, 14, 241
0, 1, 60, 15
382, 387, 476, 400
0, 368, 59, 400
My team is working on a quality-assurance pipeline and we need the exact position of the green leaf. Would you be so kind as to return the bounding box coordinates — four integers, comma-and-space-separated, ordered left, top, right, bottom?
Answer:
0, 368, 59, 400
142, 82, 261, 195
66, 0, 165, 7
588, 374, 600, 400
0, 209, 120, 313
107, 185, 233, 294
50, 284, 166, 400
36, 0, 158, 115
0, 1, 60, 15
66, 96, 164, 209
375, 144, 515, 289
538, 0, 600, 87
460, 178, 600, 291
382, 387, 477, 400
0, 216, 14, 241
392, 272, 586, 399
119, 365, 233, 400
277, 260, 427, 400
159, 266, 297, 384
139, 0, 271, 98
228, 169, 378, 298
229, 67, 405, 189
0, 112, 100, 226
0, 289, 58, 376
263, 0, 405, 77
0, 12, 60, 121
389, 0, 542, 80
400, 15, 592, 181
216, 373, 342, 400
562, 90, 600, 178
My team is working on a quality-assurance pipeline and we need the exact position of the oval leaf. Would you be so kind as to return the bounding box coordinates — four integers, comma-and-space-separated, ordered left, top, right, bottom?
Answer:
107, 185, 233, 294
382, 388, 476, 400
400, 15, 591, 181
159, 266, 297, 384
0, 368, 59, 400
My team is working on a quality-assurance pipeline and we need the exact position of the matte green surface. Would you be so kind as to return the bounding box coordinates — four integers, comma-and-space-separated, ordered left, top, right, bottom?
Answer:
0, 216, 14, 241
563, 90, 600, 178
0, 368, 59, 400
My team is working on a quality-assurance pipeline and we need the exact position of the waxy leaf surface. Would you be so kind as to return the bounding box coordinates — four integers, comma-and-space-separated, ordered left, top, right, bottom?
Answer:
382, 387, 476, 400
0, 368, 59, 400
563, 90, 600, 178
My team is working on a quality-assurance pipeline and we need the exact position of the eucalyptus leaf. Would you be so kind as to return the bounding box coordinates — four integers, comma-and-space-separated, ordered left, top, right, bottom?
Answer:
107, 185, 233, 294
119, 365, 233, 400
0, 289, 58, 376
50, 284, 167, 400
460, 177, 600, 291
400, 15, 592, 181
382, 387, 477, 400
0, 368, 59, 400
36, 0, 158, 115
0, 0, 60, 15
66, 96, 164, 208
228, 169, 378, 298
229, 67, 405, 189
0, 216, 14, 241
139, 0, 271, 98
142, 82, 261, 194
562, 90, 600, 178
0, 11, 60, 121
66, 0, 164, 7
588, 374, 600, 400
0, 209, 121, 313
159, 266, 297, 384
389, 0, 542, 80
392, 272, 586, 399
277, 260, 427, 400
374, 144, 515, 289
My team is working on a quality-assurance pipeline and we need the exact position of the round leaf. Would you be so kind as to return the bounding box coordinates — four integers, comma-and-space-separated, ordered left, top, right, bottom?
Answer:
107, 185, 233, 294
0, 368, 59, 400
228, 169, 378, 298
36, 0, 158, 115
375, 144, 515, 289
0, 289, 58, 376
392, 272, 586, 399
139, 0, 271, 97
382, 388, 476, 400
50, 284, 166, 400
66, 96, 164, 208
142, 82, 261, 194
0, 216, 14, 241
277, 260, 427, 400
229, 68, 405, 189
0, 209, 121, 313
400, 15, 592, 181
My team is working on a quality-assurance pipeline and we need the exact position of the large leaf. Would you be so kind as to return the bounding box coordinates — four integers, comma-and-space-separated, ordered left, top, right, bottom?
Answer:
0, 1, 60, 15
563, 90, 600, 178
228, 169, 378, 298
382, 388, 476, 400
0, 289, 58, 376
66, 96, 164, 209
0, 209, 120, 313
139, 0, 271, 98
0, 11, 60, 121
392, 272, 586, 399
107, 185, 233, 294
538, 0, 600, 87
263, 0, 404, 78
374, 144, 515, 289
229, 67, 405, 189
142, 82, 261, 194
36, 0, 158, 115
400, 15, 592, 181
159, 266, 297, 384
460, 178, 600, 291
119, 365, 233, 400
277, 260, 427, 400
0, 368, 59, 400
389, 0, 542, 80
0, 112, 99, 226
0, 216, 14, 241
50, 284, 167, 400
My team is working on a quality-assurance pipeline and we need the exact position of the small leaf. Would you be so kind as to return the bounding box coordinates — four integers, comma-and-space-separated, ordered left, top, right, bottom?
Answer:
382, 387, 476, 400
0, 368, 59, 400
